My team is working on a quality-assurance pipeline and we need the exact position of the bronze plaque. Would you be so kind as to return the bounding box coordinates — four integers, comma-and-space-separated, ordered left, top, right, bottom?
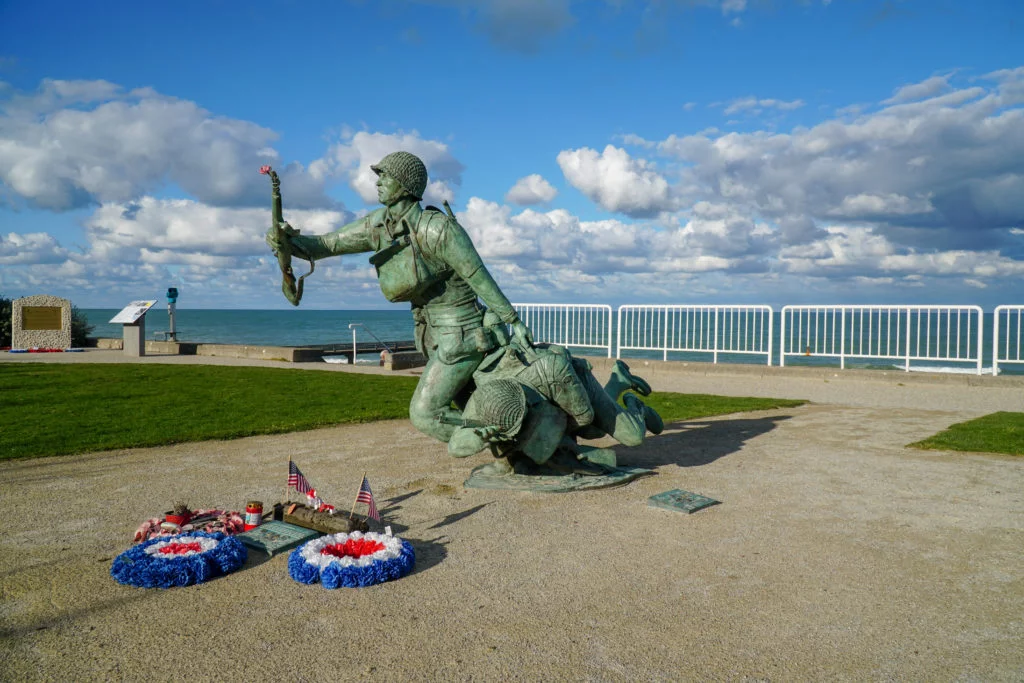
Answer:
22, 306, 63, 331
648, 489, 720, 514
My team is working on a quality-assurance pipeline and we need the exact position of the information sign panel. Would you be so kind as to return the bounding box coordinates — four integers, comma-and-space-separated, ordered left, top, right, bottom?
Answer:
109, 300, 157, 324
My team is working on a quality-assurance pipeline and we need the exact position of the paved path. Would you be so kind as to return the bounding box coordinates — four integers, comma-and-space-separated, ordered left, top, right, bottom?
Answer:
1, 351, 1022, 680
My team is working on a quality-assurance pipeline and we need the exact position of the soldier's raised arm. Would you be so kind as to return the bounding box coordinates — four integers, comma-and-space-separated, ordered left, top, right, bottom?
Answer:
265, 210, 379, 262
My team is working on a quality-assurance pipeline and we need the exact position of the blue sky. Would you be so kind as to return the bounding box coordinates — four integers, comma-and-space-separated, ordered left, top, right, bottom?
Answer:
1, 0, 1022, 310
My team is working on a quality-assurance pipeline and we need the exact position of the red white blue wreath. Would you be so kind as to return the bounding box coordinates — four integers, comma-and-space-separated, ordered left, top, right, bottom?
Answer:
289, 531, 415, 588
110, 531, 247, 588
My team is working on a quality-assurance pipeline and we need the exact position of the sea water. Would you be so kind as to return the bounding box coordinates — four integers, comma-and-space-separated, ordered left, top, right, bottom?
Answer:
83, 308, 414, 348
81, 308, 1023, 375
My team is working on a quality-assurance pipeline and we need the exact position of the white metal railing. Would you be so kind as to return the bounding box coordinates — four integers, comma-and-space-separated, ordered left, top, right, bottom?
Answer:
513, 303, 613, 357
616, 305, 774, 365
348, 323, 394, 358
993, 305, 1024, 375
780, 305, 984, 374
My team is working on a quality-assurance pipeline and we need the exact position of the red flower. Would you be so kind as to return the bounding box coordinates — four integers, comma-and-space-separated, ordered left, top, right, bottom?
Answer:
320, 538, 386, 559
259, 165, 273, 175
159, 541, 203, 555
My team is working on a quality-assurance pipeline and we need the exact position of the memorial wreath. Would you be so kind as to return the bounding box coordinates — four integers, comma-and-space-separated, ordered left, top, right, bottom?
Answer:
288, 531, 415, 588
111, 531, 248, 588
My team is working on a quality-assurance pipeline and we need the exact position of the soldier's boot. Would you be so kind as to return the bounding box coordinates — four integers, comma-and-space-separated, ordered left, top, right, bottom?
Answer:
624, 393, 664, 436
544, 441, 610, 476
556, 436, 617, 469
476, 456, 513, 476
604, 360, 652, 401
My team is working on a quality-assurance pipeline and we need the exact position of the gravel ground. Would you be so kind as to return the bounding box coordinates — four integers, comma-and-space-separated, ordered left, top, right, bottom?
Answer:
1, 351, 1022, 681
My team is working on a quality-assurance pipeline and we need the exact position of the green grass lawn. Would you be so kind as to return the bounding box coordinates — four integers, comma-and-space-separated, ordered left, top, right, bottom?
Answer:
908, 412, 1024, 456
0, 364, 806, 460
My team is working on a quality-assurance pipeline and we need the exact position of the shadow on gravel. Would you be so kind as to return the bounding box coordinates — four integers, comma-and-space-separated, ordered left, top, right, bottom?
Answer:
407, 536, 449, 575
428, 502, 490, 530
384, 489, 424, 509
621, 415, 793, 469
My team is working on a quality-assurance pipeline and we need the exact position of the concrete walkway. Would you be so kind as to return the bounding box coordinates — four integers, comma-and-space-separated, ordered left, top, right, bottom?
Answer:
1, 351, 1022, 680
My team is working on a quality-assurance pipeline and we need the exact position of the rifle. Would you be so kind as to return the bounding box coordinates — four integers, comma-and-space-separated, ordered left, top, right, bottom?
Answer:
260, 165, 314, 306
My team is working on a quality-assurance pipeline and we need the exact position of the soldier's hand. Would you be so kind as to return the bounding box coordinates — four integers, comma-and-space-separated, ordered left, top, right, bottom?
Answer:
510, 320, 534, 351
265, 226, 283, 254
474, 425, 513, 443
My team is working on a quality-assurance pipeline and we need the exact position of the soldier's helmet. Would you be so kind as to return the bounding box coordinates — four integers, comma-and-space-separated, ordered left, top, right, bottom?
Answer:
462, 379, 528, 439
371, 151, 428, 201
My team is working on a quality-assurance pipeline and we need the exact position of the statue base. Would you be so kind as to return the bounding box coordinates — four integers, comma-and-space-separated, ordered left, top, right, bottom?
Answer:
463, 462, 654, 492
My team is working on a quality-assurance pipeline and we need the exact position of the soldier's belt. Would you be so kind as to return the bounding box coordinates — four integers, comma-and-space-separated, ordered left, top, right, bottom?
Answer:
419, 301, 485, 328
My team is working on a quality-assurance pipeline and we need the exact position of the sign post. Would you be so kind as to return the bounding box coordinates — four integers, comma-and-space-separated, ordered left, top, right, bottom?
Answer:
110, 301, 157, 357
166, 287, 179, 341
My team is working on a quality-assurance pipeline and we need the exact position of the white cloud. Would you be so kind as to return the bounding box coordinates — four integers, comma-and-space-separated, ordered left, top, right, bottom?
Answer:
883, 74, 952, 104
723, 97, 805, 116
316, 129, 464, 207
4, 66, 1023, 309
556, 144, 675, 217
827, 193, 934, 219
81, 197, 352, 266
618, 133, 657, 148
656, 71, 1024, 250
505, 174, 558, 205
0, 232, 68, 265
0, 79, 336, 211
779, 225, 1024, 281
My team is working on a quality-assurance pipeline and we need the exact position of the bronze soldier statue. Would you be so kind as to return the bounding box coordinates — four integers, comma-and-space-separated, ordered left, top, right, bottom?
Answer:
445, 337, 663, 475
264, 151, 534, 442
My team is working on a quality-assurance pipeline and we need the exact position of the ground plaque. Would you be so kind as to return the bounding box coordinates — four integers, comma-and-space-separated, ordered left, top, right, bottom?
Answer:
648, 489, 720, 514
236, 520, 319, 557
11, 295, 72, 349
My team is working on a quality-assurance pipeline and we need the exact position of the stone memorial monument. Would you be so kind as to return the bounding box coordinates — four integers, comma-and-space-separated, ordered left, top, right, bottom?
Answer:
263, 152, 662, 490
12, 295, 72, 350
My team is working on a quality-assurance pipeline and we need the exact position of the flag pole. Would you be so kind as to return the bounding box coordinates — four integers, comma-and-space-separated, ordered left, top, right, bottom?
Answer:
349, 471, 366, 520
286, 458, 292, 505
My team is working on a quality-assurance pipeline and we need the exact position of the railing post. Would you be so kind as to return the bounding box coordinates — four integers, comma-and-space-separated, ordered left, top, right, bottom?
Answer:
713, 308, 719, 364
616, 306, 623, 360
975, 306, 984, 376
840, 308, 846, 370
606, 306, 612, 358
766, 306, 773, 367
779, 308, 787, 368
662, 307, 668, 362
905, 308, 912, 372
351, 326, 357, 364
993, 307, 1001, 376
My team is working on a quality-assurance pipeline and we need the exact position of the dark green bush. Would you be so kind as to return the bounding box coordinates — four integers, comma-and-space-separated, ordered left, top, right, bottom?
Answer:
71, 306, 93, 347
0, 295, 10, 348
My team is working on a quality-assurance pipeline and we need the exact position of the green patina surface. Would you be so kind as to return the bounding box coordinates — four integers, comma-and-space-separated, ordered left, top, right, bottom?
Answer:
648, 489, 721, 514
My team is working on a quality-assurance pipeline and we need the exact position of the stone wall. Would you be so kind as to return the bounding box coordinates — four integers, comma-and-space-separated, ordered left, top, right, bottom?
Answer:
12, 295, 72, 350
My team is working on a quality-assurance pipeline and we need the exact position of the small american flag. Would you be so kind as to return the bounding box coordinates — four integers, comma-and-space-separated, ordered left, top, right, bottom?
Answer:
288, 460, 312, 495
356, 476, 380, 521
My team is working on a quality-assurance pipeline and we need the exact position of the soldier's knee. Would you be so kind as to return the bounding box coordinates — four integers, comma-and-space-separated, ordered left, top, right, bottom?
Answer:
614, 413, 645, 447
617, 428, 644, 447
408, 397, 435, 430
